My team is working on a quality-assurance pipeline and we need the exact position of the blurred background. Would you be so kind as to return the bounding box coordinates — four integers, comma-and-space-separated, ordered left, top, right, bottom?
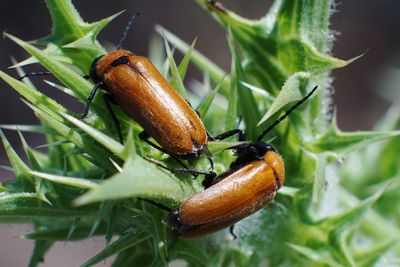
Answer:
0, 0, 399, 266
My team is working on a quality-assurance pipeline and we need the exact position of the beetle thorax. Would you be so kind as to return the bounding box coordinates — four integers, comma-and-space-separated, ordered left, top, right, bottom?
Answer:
93, 50, 133, 80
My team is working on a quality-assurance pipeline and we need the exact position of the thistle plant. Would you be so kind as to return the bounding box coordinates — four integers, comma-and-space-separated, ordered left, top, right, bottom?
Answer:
1, 0, 399, 266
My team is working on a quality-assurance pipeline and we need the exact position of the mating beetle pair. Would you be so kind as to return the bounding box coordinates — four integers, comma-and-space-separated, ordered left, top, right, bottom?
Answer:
21, 14, 318, 238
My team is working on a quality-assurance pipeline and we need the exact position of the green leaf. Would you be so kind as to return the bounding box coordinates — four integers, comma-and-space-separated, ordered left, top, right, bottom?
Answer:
207, 141, 244, 154
24, 101, 117, 172
224, 30, 239, 132
155, 25, 231, 95
18, 131, 59, 205
305, 118, 400, 159
287, 243, 340, 266
81, 230, 150, 267
5, 34, 92, 100
355, 238, 397, 267
29, 170, 98, 190
0, 71, 68, 122
0, 129, 30, 178
60, 112, 124, 156
0, 193, 94, 223
258, 72, 309, 125
35, 0, 119, 71
178, 37, 197, 81
28, 240, 54, 267
0, 124, 55, 135
24, 224, 107, 241
196, 77, 223, 119
322, 184, 389, 230
148, 36, 166, 70
74, 156, 195, 206
162, 33, 189, 99
169, 240, 209, 265
227, 28, 260, 139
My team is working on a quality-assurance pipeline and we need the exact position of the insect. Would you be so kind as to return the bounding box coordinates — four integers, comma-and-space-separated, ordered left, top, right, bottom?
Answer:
164, 85, 318, 238
18, 13, 243, 169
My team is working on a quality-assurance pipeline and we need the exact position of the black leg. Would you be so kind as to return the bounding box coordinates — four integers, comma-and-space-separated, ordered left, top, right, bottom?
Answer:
139, 131, 188, 169
18, 71, 53, 81
81, 82, 103, 119
210, 129, 246, 142
229, 224, 237, 239
145, 157, 216, 183
103, 94, 124, 144
140, 198, 172, 212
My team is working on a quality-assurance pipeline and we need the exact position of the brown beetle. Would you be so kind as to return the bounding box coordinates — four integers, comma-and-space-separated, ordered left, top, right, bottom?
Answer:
81, 14, 245, 166
18, 13, 243, 169
166, 86, 318, 238
87, 49, 208, 159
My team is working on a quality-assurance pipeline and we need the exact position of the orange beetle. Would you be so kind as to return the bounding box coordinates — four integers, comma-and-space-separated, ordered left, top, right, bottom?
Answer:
81, 14, 244, 166
19, 14, 243, 166
166, 86, 318, 238
87, 49, 208, 159
80, 13, 212, 162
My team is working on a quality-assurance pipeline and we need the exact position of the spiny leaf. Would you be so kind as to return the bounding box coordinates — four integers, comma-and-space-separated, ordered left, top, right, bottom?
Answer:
178, 37, 197, 81
24, 224, 107, 241
258, 72, 310, 125
169, 240, 209, 265
28, 240, 54, 267
162, 33, 189, 99
0, 124, 54, 135
18, 131, 42, 171
355, 238, 398, 267
287, 243, 340, 266
322, 184, 389, 229
41, 0, 93, 44
24, 101, 117, 172
278, 186, 300, 197
207, 141, 245, 154
74, 157, 196, 206
4, 34, 109, 116
148, 35, 166, 70
29, 170, 98, 190
305, 118, 400, 159
0, 193, 94, 223
0, 129, 30, 178
81, 230, 150, 267
197, 0, 355, 97
196, 77, 223, 119
225, 29, 239, 132
18, 131, 58, 205
155, 25, 231, 95
60, 112, 124, 156
34, 1, 120, 71
227, 28, 260, 140
0, 71, 68, 122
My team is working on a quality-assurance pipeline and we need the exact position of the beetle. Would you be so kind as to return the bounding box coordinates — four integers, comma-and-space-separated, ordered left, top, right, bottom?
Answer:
162, 85, 318, 238
18, 13, 243, 168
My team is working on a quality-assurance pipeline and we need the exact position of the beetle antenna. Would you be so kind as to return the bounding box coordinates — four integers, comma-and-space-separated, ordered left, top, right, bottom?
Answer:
18, 71, 52, 81
116, 12, 140, 50
256, 86, 318, 142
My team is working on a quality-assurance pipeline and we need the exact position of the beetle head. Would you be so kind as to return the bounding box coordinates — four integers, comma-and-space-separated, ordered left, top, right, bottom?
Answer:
89, 56, 103, 83
231, 142, 277, 168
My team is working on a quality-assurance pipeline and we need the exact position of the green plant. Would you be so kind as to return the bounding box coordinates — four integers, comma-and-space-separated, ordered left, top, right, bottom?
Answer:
1, 0, 399, 266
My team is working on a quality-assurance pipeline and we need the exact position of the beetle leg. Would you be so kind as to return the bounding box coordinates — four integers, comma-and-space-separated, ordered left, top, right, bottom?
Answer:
140, 198, 172, 212
201, 172, 218, 188
139, 131, 188, 169
145, 157, 216, 182
103, 93, 124, 144
211, 129, 246, 142
229, 224, 237, 240
81, 82, 104, 119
